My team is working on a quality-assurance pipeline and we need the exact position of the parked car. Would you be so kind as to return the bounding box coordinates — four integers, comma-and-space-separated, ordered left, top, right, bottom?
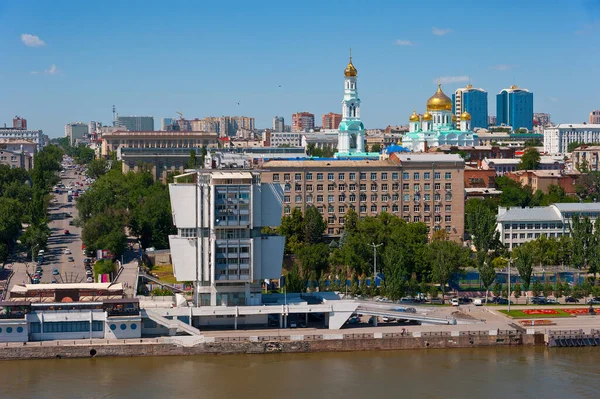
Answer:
289, 321, 297, 328
473, 298, 483, 306
587, 298, 600, 305
565, 296, 580, 303
52, 269, 59, 275
68, 256, 74, 262
64, 248, 71, 254
64, 230, 70, 235
430, 298, 444, 305
450, 298, 460, 306
459, 296, 472, 304
347, 316, 360, 325
545, 298, 559, 305
531, 297, 547, 305
400, 297, 414, 303
494, 298, 513, 305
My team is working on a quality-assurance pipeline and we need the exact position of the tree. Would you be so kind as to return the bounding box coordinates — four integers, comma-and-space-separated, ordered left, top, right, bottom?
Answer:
87, 158, 109, 180
467, 200, 499, 254
570, 215, 594, 271
513, 283, 522, 299
542, 283, 553, 298
371, 143, 381, 153
185, 150, 197, 169
478, 259, 497, 303
303, 206, 326, 245
129, 183, 176, 249
532, 281, 543, 297
82, 209, 127, 257
575, 171, 600, 202
513, 248, 534, 292
518, 148, 541, 170
283, 264, 306, 293
427, 240, 471, 299
298, 243, 330, 278
493, 282, 502, 298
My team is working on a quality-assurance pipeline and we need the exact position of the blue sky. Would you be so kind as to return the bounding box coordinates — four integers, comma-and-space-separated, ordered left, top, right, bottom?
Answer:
1, 0, 599, 137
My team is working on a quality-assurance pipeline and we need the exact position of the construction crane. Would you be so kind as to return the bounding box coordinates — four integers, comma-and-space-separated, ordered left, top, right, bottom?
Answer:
176, 111, 183, 121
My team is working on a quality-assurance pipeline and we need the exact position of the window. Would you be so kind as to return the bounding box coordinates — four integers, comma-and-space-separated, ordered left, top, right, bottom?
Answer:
382, 184, 388, 192
349, 173, 356, 180
328, 228, 334, 234
413, 184, 420, 192
360, 194, 367, 202
435, 215, 441, 223
414, 205, 420, 212
328, 216, 335, 224
339, 217, 345, 224
392, 205, 399, 212
413, 172, 420, 180
318, 207, 324, 214
360, 205, 367, 212
382, 206, 388, 212
434, 183, 441, 190
403, 183, 409, 190
317, 184, 323, 192
520, 233, 526, 239
350, 194, 356, 202
328, 205, 334, 213
424, 194, 431, 201
317, 173, 323, 181
403, 172, 409, 179
284, 173, 290, 181
295, 173, 302, 181
434, 172, 441, 180
295, 184, 301, 191
371, 205, 377, 212
338, 173, 345, 180
339, 184, 346, 191
306, 172, 313, 180
349, 184, 356, 191
425, 204, 431, 212
371, 194, 378, 201
370, 173, 377, 180
381, 173, 388, 180
360, 172, 367, 180
295, 195, 302, 202
424, 216, 431, 222
392, 172, 399, 180
306, 184, 313, 192
445, 193, 452, 201
445, 205, 452, 212
392, 194, 399, 201
392, 183, 399, 191
328, 195, 334, 203
445, 215, 452, 222
317, 195, 323, 203
284, 184, 291, 192
273, 173, 280, 182
360, 184, 366, 191
424, 172, 431, 180
414, 216, 421, 222
414, 194, 420, 202
445, 172, 452, 179
339, 206, 345, 213
328, 184, 335, 191
371, 184, 377, 191
424, 183, 431, 191
445, 183, 452, 190
284, 206, 290, 214
403, 194, 410, 201
338, 195, 345, 202
179, 228, 197, 238
403, 205, 409, 212
328, 173, 334, 180
520, 224, 526, 230
382, 194, 389, 201
307, 195, 313, 203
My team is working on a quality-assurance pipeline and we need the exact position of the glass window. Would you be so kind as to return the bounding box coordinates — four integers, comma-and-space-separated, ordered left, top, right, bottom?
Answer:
371, 205, 377, 212
306, 172, 313, 180
317, 184, 323, 191
338, 173, 345, 180
360, 205, 367, 212
317, 173, 323, 181
339, 206, 345, 213
434, 172, 441, 180
414, 216, 420, 222
445, 172, 452, 179
414, 173, 420, 180
445, 183, 452, 190
414, 205, 420, 212
350, 194, 356, 202
328, 173, 334, 180
295, 173, 302, 181
424, 172, 431, 180
317, 195, 323, 202
403, 205, 409, 212
403, 172, 409, 179
328, 184, 335, 191
328, 195, 334, 202
381, 173, 388, 180
403, 183, 409, 190
349, 173, 356, 180
349, 184, 356, 191
445, 215, 452, 222
403, 194, 410, 201
284, 173, 290, 181
392, 205, 399, 212
360, 172, 367, 180
382, 184, 388, 192
392, 172, 399, 180
273, 173, 280, 182
370, 173, 377, 180
413, 184, 420, 192
424, 194, 431, 201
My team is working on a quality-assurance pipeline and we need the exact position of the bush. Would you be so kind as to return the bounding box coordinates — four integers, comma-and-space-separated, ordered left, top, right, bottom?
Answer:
94, 259, 115, 277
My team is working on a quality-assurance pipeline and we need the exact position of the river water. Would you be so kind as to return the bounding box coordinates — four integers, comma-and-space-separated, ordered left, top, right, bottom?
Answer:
1, 347, 599, 399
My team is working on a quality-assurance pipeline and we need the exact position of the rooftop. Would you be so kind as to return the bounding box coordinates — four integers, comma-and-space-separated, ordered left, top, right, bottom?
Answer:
551, 124, 600, 129
263, 159, 396, 168
497, 206, 562, 222
394, 153, 464, 163
573, 146, 600, 151
553, 203, 600, 213
11, 282, 123, 293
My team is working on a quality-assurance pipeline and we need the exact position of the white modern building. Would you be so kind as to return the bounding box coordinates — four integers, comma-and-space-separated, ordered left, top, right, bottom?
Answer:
497, 203, 600, 250
544, 124, 600, 155
0, 128, 47, 151
268, 132, 301, 147
168, 170, 285, 307
65, 122, 89, 145
482, 156, 565, 176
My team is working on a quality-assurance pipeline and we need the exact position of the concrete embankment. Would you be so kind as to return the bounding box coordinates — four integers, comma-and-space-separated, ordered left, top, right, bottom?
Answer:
0, 330, 545, 360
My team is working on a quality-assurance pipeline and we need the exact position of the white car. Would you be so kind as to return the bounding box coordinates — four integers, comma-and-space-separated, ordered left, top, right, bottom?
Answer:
450, 298, 460, 306
473, 298, 483, 306
64, 249, 71, 255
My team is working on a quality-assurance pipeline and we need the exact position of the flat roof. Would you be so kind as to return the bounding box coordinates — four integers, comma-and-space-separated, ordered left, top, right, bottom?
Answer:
497, 207, 562, 222
552, 124, 600, 129
263, 159, 396, 168
553, 203, 600, 212
395, 154, 464, 163
11, 282, 123, 293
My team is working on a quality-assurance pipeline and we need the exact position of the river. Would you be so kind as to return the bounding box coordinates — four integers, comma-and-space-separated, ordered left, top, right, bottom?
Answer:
1, 347, 599, 399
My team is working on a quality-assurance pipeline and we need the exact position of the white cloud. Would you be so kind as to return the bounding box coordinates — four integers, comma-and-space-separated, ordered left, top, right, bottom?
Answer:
489, 64, 512, 71
432, 27, 452, 36
434, 76, 469, 84
21, 34, 45, 47
45, 64, 58, 75
394, 39, 413, 46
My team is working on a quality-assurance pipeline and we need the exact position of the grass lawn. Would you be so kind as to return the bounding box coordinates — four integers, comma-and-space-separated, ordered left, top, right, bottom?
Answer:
499, 309, 574, 319
149, 264, 179, 284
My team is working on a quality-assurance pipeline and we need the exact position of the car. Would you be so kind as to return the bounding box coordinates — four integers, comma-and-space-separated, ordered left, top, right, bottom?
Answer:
494, 298, 513, 305
450, 298, 460, 306
473, 298, 483, 306
545, 298, 559, 305
459, 296, 472, 304
86, 270, 93, 276
32, 278, 40, 284
83, 258, 92, 264
86, 276, 94, 283
64, 230, 70, 235
289, 321, 297, 328
38, 249, 44, 256
68, 256, 74, 262
64, 248, 71, 254
531, 297, 547, 305
587, 298, 600, 305
69, 220, 74, 226
52, 268, 59, 275
52, 279, 58, 284
565, 296, 580, 303
347, 316, 360, 324
430, 298, 444, 305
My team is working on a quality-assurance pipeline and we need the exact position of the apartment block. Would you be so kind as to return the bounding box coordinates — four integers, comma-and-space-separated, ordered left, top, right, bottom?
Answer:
292, 112, 315, 132
322, 112, 342, 130
261, 153, 465, 241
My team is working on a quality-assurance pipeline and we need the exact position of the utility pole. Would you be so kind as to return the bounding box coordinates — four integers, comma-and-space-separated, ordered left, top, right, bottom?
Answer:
369, 243, 383, 283
508, 257, 517, 312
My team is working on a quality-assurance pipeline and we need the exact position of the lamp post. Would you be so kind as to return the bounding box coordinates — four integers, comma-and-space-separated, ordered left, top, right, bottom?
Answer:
507, 257, 517, 312
369, 243, 383, 283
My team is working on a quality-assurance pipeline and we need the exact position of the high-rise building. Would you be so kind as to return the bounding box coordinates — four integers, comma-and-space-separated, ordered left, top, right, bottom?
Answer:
488, 116, 497, 126
590, 110, 600, 125
88, 121, 102, 135
496, 85, 533, 131
115, 115, 154, 131
452, 85, 488, 130
64, 122, 89, 145
292, 112, 315, 132
322, 112, 342, 130
272, 116, 285, 132
161, 118, 174, 131
168, 170, 285, 306
12, 116, 27, 130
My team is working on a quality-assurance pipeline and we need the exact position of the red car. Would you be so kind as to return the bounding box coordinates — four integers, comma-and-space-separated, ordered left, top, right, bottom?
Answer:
64, 230, 70, 235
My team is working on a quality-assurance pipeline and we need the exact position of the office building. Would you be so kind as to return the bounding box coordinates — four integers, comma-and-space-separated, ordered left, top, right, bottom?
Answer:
12, 116, 27, 130
322, 112, 342, 130
496, 85, 533, 131
497, 203, 600, 250
590, 110, 600, 125
453, 85, 488, 130
116, 115, 154, 131
64, 122, 89, 145
262, 153, 465, 241
488, 116, 497, 126
0, 148, 33, 170
543, 124, 600, 154
263, 132, 302, 147
481, 156, 565, 176
292, 112, 315, 132
272, 116, 285, 132
100, 130, 219, 158
403, 85, 478, 152
161, 118, 174, 131
0, 128, 47, 151
168, 170, 285, 306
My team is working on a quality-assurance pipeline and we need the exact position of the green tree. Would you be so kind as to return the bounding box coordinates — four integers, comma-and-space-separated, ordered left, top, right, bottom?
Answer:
185, 150, 197, 169
82, 209, 127, 257
518, 148, 541, 170
513, 247, 534, 292
87, 158, 109, 180
513, 283, 522, 300
575, 171, 600, 202
284, 264, 306, 293
478, 260, 497, 303
370, 143, 381, 153
531, 281, 543, 297
427, 240, 471, 299
298, 243, 330, 278
542, 283, 553, 298
493, 282, 502, 298
467, 200, 500, 254
303, 206, 326, 245
570, 215, 594, 271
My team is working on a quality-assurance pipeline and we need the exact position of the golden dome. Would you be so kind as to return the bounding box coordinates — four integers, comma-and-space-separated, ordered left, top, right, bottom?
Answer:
426, 84, 453, 111
409, 110, 420, 122
461, 111, 472, 120
452, 114, 457, 122
344, 58, 357, 77
510, 85, 518, 89
422, 111, 432, 121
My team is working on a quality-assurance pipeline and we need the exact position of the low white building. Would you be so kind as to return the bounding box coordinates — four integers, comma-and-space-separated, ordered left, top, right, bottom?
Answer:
482, 156, 565, 176
264, 132, 302, 147
497, 203, 600, 250
168, 170, 285, 307
544, 124, 600, 155
0, 129, 47, 151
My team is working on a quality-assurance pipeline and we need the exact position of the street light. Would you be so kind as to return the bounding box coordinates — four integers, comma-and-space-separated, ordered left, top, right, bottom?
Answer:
369, 242, 383, 283
507, 257, 517, 312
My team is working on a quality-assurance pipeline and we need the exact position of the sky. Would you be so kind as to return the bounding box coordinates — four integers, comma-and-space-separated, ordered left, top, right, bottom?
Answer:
1, 0, 599, 137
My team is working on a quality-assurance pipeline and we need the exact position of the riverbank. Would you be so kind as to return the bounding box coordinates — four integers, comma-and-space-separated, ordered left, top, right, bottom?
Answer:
0, 328, 544, 360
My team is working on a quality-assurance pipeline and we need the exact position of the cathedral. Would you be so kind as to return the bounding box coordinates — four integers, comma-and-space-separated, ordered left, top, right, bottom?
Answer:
402, 85, 478, 152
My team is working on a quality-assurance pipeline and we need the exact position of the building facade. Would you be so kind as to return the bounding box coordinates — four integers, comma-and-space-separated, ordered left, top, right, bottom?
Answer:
403, 85, 478, 152
497, 203, 600, 250
64, 122, 89, 145
496, 85, 533, 131
544, 124, 600, 154
0, 129, 47, 151
161, 118, 174, 131
0, 149, 32, 170
292, 112, 315, 132
482, 156, 565, 176
0, 139, 37, 157
12, 116, 27, 130
453, 85, 488, 130
590, 110, 600, 125
262, 153, 465, 241
322, 112, 342, 130
168, 171, 285, 307
571, 145, 600, 171
264, 132, 302, 147
100, 131, 219, 158
116, 115, 154, 131
505, 170, 579, 195
272, 116, 285, 132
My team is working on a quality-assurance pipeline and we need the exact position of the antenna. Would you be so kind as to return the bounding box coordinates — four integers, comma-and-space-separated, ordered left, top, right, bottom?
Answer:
112, 105, 116, 127
349, 47, 352, 61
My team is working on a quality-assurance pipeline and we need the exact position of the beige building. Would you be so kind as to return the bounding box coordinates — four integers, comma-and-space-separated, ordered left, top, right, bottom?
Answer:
262, 153, 465, 241
100, 131, 219, 158
0, 148, 33, 170
572, 145, 600, 171
590, 110, 600, 125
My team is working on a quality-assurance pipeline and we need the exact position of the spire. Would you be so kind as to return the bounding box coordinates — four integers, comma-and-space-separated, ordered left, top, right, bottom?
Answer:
344, 49, 357, 77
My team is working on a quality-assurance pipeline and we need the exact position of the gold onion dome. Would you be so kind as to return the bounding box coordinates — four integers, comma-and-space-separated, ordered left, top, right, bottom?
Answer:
452, 114, 457, 122
344, 58, 357, 77
461, 111, 472, 120
409, 110, 420, 122
422, 111, 432, 121
426, 84, 453, 111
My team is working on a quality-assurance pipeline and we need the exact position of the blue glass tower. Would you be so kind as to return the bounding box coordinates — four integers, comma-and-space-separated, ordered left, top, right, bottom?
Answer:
496, 85, 533, 131
453, 85, 488, 130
